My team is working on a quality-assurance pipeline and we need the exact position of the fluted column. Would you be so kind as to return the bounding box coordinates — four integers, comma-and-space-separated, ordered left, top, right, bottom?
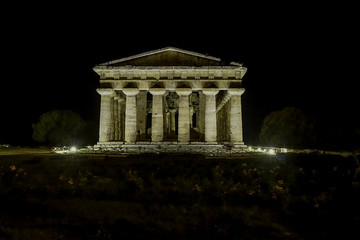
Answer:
96, 88, 115, 142
169, 108, 177, 133
176, 88, 192, 143
202, 89, 219, 143
198, 91, 205, 140
136, 90, 147, 141
149, 88, 166, 142
228, 88, 245, 145
113, 96, 119, 141
122, 88, 140, 143
118, 97, 125, 141
109, 97, 115, 141
166, 111, 171, 134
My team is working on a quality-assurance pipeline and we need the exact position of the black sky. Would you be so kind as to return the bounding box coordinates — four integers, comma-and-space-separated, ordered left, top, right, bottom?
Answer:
1, 2, 358, 145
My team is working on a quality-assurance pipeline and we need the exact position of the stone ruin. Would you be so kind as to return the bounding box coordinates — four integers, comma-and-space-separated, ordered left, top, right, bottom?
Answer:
93, 47, 247, 155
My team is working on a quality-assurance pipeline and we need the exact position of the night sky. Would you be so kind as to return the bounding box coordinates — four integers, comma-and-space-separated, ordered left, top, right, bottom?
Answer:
1, 2, 358, 146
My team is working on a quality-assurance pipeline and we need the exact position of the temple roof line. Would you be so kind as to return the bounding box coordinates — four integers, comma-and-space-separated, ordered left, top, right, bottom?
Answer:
97, 47, 221, 66
95, 47, 243, 67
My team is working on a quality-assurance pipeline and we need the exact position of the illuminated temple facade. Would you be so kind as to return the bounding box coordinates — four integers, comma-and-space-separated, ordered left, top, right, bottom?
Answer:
94, 47, 247, 153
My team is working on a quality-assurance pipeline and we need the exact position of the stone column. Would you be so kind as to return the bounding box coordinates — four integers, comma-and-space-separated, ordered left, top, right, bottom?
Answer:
198, 91, 206, 140
113, 96, 119, 141
118, 97, 125, 141
166, 111, 171, 134
136, 91, 147, 141
149, 88, 166, 142
202, 89, 219, 143
122, 88, 140, 143
109, 97, 115, 141
169, 108, 177, 133
228, 88, 245, 146
190, 106, 194, 127
176, 88, 192, 143
96, 88, 115, 142
195, 107, 200, 130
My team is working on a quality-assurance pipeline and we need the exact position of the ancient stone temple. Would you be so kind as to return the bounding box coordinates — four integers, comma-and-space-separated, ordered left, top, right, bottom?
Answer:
94, 47, 247, 154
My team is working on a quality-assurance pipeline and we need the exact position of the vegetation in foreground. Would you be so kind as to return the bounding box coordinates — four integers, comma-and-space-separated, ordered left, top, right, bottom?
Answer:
0, 152, 359, 239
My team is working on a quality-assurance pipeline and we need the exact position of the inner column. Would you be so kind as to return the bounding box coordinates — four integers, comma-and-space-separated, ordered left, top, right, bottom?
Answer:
169, 109, 177, 134
165, 92, 179, 140
149, 88, 166, 142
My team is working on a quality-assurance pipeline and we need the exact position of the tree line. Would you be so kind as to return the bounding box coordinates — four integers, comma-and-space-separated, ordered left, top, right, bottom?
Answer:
32, 108, 359, 151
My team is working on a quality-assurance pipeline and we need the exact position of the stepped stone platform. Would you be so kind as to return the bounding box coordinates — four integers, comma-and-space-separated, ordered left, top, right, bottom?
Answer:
93, 47, 247, 154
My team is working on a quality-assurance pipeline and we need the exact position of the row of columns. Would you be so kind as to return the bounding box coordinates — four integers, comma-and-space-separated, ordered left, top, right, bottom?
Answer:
97, 88, 244, 145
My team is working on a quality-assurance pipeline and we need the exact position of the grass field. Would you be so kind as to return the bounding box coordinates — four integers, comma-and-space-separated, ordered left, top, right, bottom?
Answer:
0, 148, 359, 239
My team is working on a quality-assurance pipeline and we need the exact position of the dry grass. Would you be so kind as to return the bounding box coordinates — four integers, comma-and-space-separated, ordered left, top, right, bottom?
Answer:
0, 151, 359, 239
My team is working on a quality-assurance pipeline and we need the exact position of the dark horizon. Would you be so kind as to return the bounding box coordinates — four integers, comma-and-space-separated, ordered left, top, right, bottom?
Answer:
1, 3, 358, 147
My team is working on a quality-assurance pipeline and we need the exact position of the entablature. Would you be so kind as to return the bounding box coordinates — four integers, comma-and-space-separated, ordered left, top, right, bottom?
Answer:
93, 66, 247, 81
99, 79, 242, 91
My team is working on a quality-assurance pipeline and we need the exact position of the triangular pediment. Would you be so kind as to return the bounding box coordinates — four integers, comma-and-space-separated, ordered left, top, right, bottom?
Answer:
98, 47, 228, 67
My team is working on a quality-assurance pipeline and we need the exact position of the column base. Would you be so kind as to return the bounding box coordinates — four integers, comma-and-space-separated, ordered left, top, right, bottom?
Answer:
151, 141, 165, 144
96, 141, 125, 145
94, 141, 248, 156
231, 142, 246, 149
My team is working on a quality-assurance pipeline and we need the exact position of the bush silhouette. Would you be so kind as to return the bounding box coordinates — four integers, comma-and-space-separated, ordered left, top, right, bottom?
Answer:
32, 109, 86, 146
259, 107, 317, 148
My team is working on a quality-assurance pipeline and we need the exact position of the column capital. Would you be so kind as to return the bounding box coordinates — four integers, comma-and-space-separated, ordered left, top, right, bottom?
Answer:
169, 108, 177, 113
122, 88, 140, 96
97, 88, 115, 96
202, 88, 219, 95
149, 88, 166, 95
176, 88, 192, 96
227, 88, 245, 96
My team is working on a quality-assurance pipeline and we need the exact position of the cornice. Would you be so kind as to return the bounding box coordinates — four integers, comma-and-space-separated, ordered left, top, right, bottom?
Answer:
94, 66, 247, 80
93, 65, 245, 70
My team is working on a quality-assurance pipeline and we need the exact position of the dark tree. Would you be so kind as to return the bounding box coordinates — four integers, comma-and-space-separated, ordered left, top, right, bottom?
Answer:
32, 110, 86, 146
259, 107, 317, 148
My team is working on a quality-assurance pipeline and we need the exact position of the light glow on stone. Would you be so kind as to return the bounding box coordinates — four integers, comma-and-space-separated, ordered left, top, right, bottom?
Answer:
268, 149, 276, 155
